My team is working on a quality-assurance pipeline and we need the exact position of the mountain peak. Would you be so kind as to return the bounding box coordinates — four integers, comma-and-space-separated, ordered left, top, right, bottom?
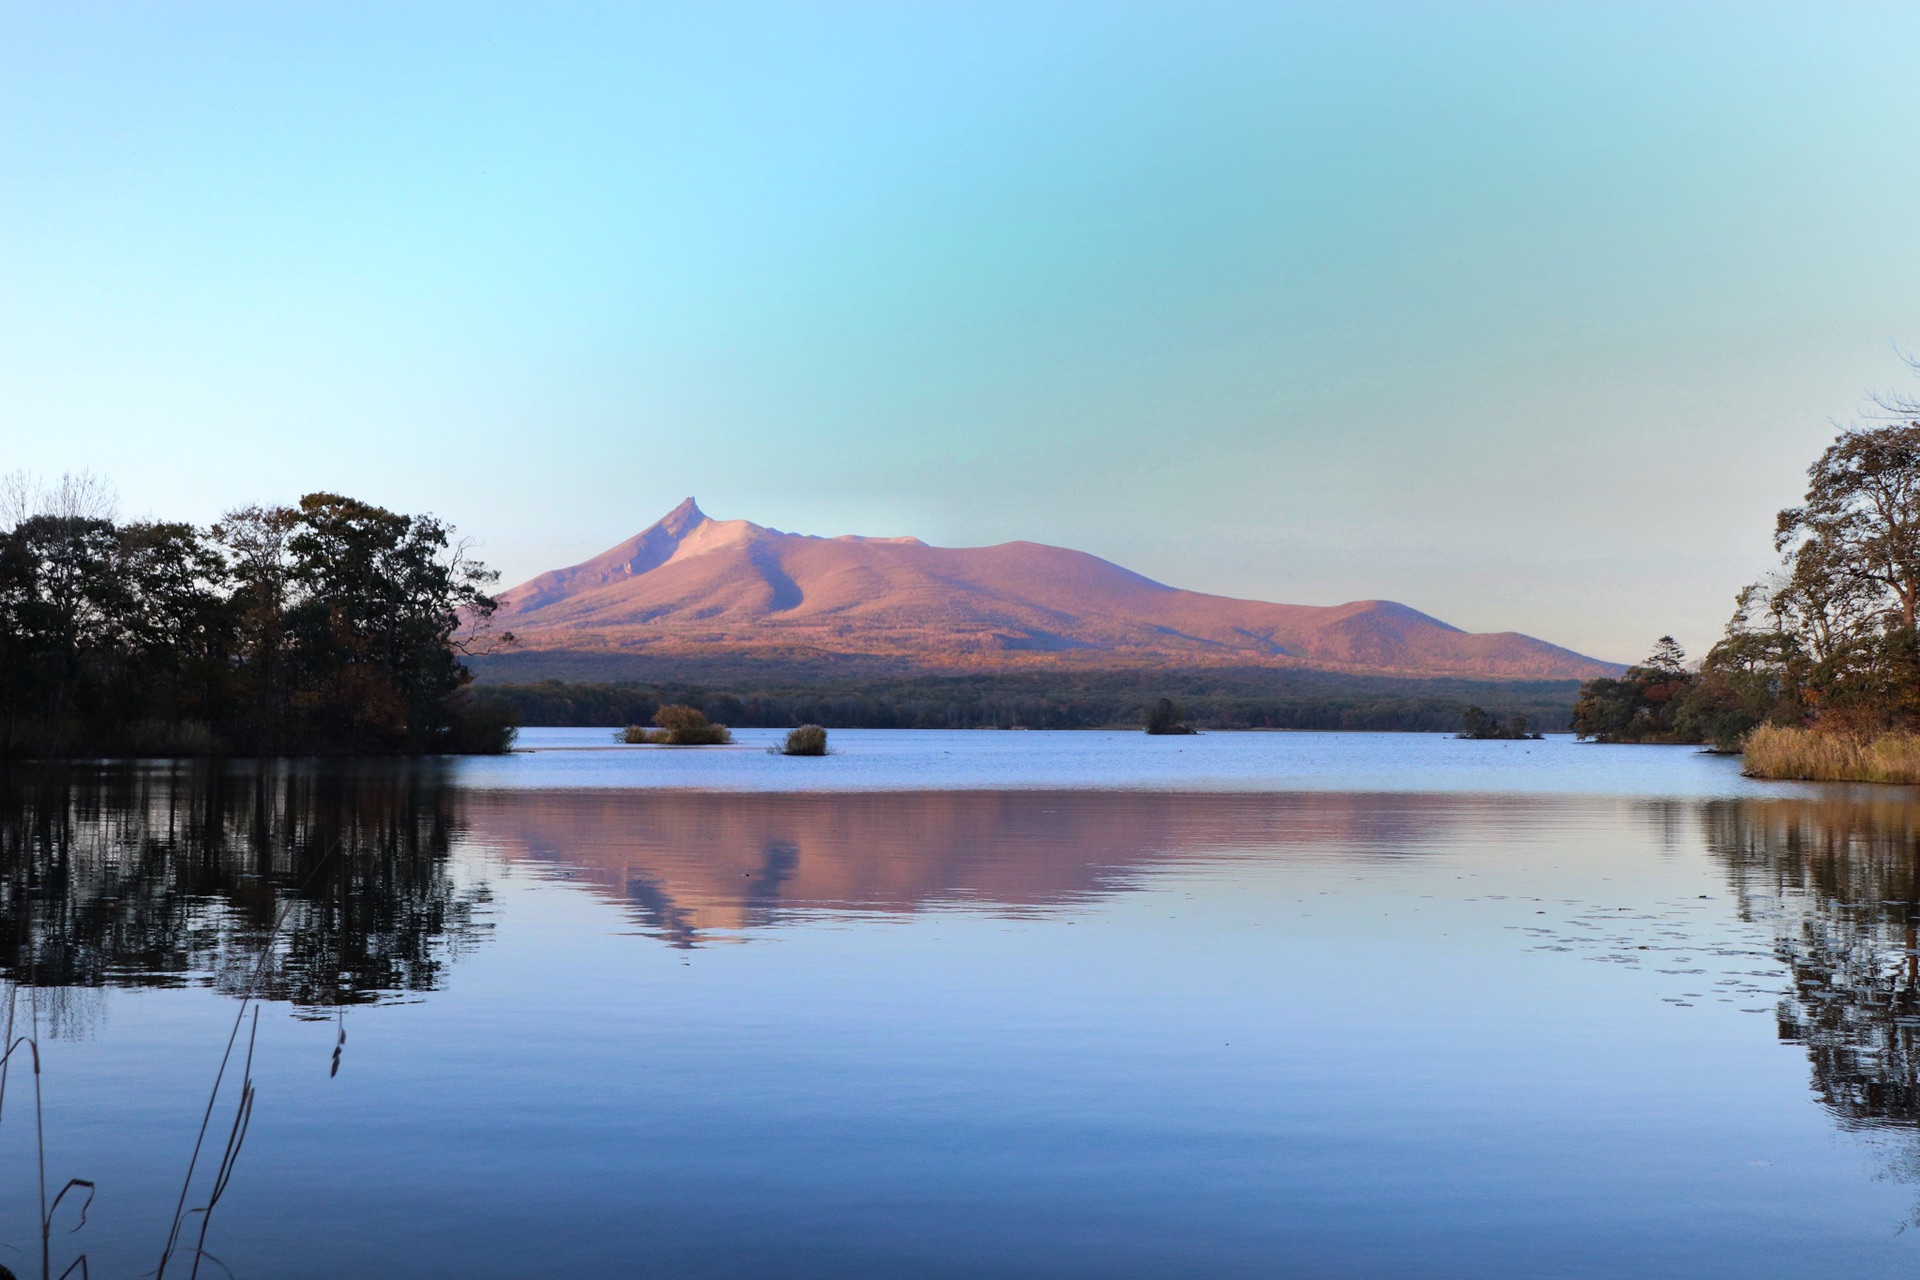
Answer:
656, 497, 707, 537
488, 507, 1624, 680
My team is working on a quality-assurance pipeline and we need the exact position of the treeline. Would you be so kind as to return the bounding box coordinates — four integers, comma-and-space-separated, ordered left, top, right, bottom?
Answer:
0, 476, 512, 756
481, 669, 1582, 733
1576, 371, 1920, 750
1570, 636, 1715, 744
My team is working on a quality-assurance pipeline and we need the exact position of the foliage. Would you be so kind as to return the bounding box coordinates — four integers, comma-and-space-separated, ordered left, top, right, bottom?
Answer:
1667, 589, 1808, 749
1702, 390, 1920, 745
1581, 366, 1920, 758
1570, 636, 1699, 742
779, 724, 829, 756
1143, 697, 1195, 735
0, 475, 514, 756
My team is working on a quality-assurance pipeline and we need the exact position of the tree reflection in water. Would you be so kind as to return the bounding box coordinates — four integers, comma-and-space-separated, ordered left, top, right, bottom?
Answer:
0, 761, 489, 1023
1708, 797, 1920, 1135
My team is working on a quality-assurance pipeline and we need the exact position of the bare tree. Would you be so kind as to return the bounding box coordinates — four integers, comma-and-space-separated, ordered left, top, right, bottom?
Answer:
0, 469, 33, 529
0, 470, 118, 529
46, 471, 117, 522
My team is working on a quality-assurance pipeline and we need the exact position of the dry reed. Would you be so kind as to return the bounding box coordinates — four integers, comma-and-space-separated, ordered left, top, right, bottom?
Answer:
619, 705, 733, 745
1743, 724, 1920, 784
778, 725, 828, 756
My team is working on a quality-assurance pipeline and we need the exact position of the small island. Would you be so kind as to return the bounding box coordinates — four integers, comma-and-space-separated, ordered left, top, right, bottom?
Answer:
1144, 698, 1197, 735
1456, 706, 1541, 740
621, 704, 734, 745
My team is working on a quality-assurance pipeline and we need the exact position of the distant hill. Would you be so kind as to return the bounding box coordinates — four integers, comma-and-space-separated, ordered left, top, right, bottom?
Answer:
479, 499, 1622, 683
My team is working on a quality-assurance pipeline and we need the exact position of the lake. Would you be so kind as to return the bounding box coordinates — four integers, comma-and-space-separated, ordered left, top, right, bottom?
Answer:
2, 729, 1918, 1277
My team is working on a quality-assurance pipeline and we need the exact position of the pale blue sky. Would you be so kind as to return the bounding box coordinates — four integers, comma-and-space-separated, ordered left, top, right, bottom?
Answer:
3, 3, 1917, 662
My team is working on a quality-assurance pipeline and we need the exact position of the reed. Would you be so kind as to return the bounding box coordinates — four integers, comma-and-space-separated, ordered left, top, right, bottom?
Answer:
158, 838, 342, 1280
0, 984, 97, 1280
0, 839, 342, 1280
619, 704, 733, 745
1742, 724, 1920, 784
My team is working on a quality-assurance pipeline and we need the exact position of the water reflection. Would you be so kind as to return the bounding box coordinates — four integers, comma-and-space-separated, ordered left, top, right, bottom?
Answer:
14, 765, 1920, 1148
468, 789, 1539, 945
1707, 797, 1920, 1132
0, 761, 488, 1015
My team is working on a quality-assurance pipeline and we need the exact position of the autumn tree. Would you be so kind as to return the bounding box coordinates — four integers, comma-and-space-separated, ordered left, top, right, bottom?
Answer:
1655, 364, 1920, 743
1571, 637, 1697, 742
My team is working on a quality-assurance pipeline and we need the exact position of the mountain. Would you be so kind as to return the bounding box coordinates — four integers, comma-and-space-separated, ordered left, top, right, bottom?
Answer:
481, 499, 1621, 681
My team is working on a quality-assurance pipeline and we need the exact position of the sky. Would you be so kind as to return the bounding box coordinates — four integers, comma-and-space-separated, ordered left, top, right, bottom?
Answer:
3, 3, 1918, 664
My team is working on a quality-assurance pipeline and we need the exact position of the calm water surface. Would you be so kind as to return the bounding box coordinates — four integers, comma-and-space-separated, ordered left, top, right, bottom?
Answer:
2, 731, 1919, 1277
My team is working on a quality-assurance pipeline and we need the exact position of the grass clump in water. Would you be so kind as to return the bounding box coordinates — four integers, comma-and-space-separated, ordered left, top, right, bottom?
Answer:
1743, 724, 1920, 784
618, 704, 733, 745
778, 725, 828, 756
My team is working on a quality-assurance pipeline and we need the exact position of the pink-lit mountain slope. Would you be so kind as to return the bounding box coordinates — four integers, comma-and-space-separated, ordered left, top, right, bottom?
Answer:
485, 499, 1621, 681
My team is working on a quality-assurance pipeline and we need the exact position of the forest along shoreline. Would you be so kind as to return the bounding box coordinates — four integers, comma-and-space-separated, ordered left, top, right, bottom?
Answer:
1571, 359, 1920, 784
28, 360, 1920, 776
0, 480, 515, 757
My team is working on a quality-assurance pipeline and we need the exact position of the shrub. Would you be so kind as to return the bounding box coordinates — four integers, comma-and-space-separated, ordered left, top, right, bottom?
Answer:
440, 692, 519, 754
780, 724, 828, 756
643, 703, 733, 745
1743, 724, 1920, 784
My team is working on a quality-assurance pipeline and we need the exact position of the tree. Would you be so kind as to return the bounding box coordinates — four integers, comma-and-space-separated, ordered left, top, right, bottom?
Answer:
1703, 396, 1920, 737
1457, 706, 1538, 740
278, 493, 509, 751
1645, 635, 1687, 676
1777, 422, 1920, 634
1673, 588, 1807, 749
0, 513, 126, 747
0, 480, 514, 756
212, 504, 300, 747
1571, 638, 1697, 742
1144, 697, 1194, 735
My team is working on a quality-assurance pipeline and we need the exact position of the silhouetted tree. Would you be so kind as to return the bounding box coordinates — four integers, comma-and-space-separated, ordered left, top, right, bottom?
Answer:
0, 479, 514, 756
1144, 697, 1194, 735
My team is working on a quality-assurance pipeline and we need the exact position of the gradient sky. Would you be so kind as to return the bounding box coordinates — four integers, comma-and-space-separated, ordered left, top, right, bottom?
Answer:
4, 3, 1918, 663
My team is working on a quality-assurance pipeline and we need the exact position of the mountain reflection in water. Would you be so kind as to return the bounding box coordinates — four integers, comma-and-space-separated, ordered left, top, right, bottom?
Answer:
466, 788, 1524, 946
0, 761, 488, 1016
15, 764, 1920, 1213
12, 764, 1920, 1148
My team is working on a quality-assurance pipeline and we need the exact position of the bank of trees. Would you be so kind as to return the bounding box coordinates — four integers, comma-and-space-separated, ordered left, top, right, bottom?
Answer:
1570, 636, 1705, 743
1577, 368, 1920, 749
482, 671, 1581, 733
0, 477, 513, 755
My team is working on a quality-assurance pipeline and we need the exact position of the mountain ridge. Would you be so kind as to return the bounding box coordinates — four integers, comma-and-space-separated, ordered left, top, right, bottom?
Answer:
484, 499, 1622, 681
